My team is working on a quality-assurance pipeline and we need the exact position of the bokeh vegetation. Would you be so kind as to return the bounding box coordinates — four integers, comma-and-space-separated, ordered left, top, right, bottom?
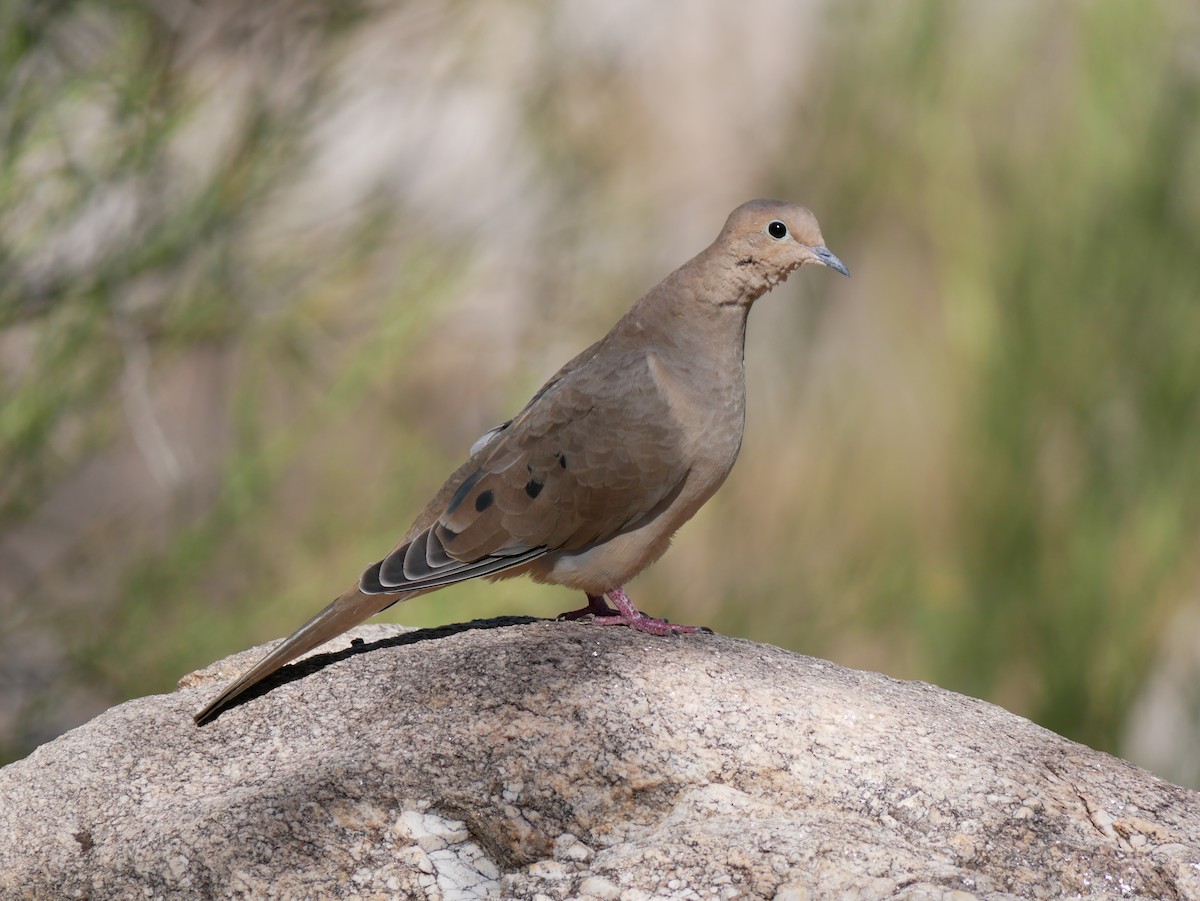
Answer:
2, 1, 1198, 784
799, 0, 1200, 758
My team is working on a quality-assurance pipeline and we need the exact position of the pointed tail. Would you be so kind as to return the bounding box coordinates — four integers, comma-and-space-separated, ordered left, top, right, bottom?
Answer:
193, 585, 409, 724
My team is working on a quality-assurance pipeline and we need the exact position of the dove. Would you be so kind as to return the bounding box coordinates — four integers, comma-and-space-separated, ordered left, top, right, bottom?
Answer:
194, 199, 848, 724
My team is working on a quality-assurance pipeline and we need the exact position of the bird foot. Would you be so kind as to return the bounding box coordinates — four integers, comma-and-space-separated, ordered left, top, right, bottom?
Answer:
587, 613, 710, 636
558, 588, 710, 635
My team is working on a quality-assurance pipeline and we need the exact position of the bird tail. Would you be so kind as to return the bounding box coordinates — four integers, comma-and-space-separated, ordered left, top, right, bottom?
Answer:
193, 584, 410, 725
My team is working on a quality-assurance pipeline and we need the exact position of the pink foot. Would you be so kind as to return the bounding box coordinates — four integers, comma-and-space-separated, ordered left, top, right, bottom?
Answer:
572, 587, 710, 636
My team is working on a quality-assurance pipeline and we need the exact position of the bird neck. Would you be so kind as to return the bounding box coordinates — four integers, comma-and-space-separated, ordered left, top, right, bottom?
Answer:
618, 262, 752, 374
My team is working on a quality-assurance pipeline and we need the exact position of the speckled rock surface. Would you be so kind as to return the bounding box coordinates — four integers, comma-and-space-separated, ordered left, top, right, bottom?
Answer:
2, 620, 1199, 900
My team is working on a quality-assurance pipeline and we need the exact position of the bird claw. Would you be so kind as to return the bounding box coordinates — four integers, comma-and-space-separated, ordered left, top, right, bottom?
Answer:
556, 587, 711, 636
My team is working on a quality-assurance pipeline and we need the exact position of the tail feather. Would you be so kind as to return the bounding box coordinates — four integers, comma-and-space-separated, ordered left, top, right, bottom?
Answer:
193, 585, 408, 724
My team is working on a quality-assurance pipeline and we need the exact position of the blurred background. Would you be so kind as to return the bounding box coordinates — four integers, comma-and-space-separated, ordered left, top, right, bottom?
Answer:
2, 0, 1199, 786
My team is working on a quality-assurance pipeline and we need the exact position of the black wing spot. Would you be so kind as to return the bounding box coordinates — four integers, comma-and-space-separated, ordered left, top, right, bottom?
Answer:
557, 452, 568, 469
475, 490, 494, 512
525, 479, 544, 499
447, 469, 483, 515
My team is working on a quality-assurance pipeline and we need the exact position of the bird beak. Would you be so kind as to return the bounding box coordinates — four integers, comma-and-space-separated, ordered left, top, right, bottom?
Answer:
811, 245, 850, 277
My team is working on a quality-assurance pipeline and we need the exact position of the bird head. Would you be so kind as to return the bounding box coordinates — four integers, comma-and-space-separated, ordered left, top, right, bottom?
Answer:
716, 199, 849, 296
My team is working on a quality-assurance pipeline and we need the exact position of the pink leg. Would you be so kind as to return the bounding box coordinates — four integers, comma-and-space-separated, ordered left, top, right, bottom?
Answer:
585, 587, 710, 636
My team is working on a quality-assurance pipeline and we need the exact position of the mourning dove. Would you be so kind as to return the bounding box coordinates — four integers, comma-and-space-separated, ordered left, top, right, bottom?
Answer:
194, 199, 848, 724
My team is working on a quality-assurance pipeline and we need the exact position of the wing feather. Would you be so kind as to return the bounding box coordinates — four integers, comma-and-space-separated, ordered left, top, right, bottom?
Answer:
360, 346, 688, 596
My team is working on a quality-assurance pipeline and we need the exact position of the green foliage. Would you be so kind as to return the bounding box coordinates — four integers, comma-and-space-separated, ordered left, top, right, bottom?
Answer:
774, 0, 1200, 751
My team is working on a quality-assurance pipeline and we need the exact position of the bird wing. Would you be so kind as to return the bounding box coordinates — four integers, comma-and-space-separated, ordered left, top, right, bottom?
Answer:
363, 345, 688, 594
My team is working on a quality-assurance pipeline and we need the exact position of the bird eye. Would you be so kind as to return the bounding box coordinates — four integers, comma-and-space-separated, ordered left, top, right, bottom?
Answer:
767, 220, 788, 240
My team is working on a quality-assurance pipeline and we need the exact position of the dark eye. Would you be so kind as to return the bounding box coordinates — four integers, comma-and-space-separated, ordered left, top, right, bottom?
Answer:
767, 220, 788, 240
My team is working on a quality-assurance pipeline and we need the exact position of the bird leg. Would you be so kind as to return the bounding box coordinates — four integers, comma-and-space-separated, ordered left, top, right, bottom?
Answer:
585, 586, 710, 636
556, 593, 621, 621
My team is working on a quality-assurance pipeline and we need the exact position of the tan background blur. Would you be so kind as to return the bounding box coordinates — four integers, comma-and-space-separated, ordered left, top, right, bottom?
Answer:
2, 1, 1199, 786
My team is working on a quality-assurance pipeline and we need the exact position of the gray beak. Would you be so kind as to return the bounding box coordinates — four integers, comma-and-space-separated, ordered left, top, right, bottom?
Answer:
812, 245, 850, 277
